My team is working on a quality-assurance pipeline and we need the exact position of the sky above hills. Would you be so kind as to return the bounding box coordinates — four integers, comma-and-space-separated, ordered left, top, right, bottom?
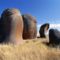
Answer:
0, 0, 60, 24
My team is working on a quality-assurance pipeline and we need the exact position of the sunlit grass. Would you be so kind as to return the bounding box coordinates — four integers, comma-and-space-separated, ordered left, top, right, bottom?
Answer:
0, 39, 60, 60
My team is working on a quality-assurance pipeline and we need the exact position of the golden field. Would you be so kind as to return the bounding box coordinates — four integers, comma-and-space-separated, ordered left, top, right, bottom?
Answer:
0, 38, 60, 60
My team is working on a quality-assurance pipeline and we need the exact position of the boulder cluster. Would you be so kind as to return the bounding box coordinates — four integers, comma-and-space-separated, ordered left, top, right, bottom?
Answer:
0, 8, 37, 44
0, 8, 60, 46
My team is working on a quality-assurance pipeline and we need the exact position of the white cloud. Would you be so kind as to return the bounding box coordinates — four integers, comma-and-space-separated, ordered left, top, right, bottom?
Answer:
50, 24, 60, 28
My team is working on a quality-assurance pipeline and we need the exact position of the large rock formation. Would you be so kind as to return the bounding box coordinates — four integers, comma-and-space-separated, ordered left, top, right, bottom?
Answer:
0, 8, 23, 44
39, 23, 49, 38
22, 14, 37, 39
49, 29, 60, 46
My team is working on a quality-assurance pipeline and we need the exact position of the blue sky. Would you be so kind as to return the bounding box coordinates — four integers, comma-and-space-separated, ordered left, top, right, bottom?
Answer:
0, 0, 60, 25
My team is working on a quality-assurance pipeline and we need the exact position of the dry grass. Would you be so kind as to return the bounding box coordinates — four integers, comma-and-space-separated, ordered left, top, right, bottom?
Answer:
0, 39, 60, 60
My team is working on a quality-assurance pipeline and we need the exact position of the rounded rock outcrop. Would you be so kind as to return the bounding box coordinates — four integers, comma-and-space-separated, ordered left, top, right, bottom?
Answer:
22, 14, 37, 39
39, 23, 49, 38
0, 8, 23, 44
